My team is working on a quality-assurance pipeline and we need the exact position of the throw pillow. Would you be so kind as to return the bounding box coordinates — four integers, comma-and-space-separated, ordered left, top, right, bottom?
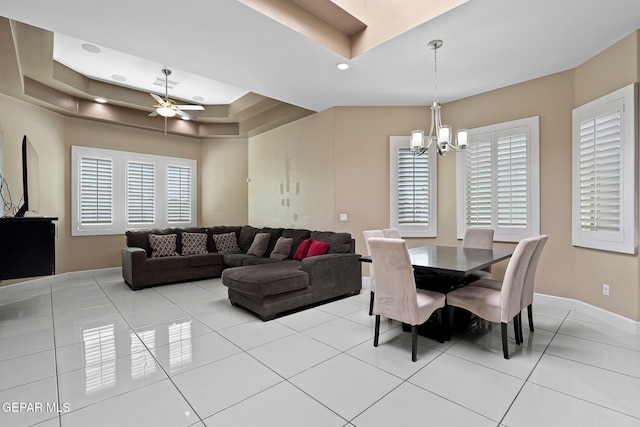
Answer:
270, 237, 293, 260
181, 232, 208, 255
247, 232, 271, 257
212, 232, 240, 254
293, 238, 313, 260
149, 234, 179, 258
307, 240, 330, 257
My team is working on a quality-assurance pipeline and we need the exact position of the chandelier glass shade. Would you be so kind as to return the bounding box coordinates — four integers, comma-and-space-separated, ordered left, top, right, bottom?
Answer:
411, 40, 468, 156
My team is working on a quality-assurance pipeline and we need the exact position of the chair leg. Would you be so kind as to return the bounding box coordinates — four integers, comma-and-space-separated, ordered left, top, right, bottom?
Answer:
501, 322, 509, 359
527, 304, 534, 332
369, 291, 375, 316
373, 315, 380, 347
411, 325, 418, 362
513, 314, 522, 345
440, 305, 450, 342
519, 313, 524, 344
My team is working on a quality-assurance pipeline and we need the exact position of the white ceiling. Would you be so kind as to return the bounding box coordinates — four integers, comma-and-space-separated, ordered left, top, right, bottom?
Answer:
1, 0, 639, 112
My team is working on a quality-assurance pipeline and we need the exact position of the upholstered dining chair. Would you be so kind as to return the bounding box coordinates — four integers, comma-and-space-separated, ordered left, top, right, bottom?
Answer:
520, 235, 548, 333
462, 228, 495, 280
363, 230, 385, 315
368, 237, 447, 362
446, 236, 539, 359
382, 228, 402, 239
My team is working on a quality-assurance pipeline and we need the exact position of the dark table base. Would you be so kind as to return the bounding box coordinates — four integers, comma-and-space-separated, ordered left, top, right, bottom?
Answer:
405, 270, 476, 340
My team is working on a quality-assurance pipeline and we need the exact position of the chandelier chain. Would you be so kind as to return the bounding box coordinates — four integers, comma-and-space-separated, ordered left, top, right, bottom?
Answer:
433, 45, 438, 103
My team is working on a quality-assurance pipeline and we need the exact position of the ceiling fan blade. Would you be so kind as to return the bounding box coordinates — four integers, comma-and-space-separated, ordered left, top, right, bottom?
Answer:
175, 109, 196, 120
175, 105, 205, 111
150, 93, 164, 104
149, 110, 159, 117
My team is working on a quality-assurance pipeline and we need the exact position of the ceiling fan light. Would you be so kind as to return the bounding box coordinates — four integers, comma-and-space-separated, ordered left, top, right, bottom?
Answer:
157, 106, 176, 117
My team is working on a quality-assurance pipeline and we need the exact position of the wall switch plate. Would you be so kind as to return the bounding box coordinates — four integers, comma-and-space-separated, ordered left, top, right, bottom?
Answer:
603, 284, 610, 296
339, 213, 348, 222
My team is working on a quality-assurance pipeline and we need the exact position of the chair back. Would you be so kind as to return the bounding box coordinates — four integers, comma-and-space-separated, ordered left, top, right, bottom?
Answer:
382, 228, 402, 239
521, 235, 548, 308
363, 230, 385, 291
462, 228, 494, 250
368, 237, 419, 325
499, 236, 538, 322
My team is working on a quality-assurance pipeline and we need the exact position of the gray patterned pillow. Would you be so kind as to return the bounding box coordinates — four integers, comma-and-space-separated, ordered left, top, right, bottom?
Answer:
181, 232, 208, 255
212, 232, 240, 254
149, 234, 179, 258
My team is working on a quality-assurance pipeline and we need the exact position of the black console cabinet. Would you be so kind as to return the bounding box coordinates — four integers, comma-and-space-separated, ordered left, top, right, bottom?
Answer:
0, 217, 57, 280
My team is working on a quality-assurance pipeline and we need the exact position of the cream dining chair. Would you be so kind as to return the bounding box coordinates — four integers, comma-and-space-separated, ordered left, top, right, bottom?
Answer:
446, 236, 539, 359
469, 234, 548, 343
462, 228, 494, 280
363, 230, 385, 315
382, 228, 402, 239
368, 237, 447, 362
520, 235, 548, 333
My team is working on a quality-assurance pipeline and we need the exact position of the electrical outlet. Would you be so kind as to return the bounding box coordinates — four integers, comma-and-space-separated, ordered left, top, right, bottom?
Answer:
602, 284, 610, 296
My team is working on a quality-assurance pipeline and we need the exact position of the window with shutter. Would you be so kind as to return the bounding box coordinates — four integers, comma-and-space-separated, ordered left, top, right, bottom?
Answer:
390, 136, 437, 237
572, 83, 637, 254
127, 161, 155, 224
80, 156, 113, 225
72, 146, 197, 235
457, 117, 540, 242
167, 165, 192, 223
464, 135, 492, 228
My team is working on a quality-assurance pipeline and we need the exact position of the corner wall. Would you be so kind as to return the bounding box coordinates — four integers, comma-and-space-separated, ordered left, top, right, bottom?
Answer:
247, 109, 335, 230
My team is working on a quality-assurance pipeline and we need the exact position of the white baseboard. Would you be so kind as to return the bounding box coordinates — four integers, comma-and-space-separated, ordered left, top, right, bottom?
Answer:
534, 293, 640, 336
1, 267, 123, 290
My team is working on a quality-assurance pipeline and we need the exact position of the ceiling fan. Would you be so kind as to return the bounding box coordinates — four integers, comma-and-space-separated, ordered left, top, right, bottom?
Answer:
149, 68, 204, 134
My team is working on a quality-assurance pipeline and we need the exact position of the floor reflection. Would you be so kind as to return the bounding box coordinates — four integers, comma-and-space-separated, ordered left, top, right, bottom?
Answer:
83, 324, 116, 394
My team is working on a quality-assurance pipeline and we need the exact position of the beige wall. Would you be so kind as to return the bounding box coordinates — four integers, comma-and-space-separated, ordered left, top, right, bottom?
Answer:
248, 110, 335, 230
572, 31, 640, 320
200, 137, 249, 226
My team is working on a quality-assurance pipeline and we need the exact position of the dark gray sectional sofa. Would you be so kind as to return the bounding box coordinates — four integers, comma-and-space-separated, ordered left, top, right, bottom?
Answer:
121, 225, 362, 320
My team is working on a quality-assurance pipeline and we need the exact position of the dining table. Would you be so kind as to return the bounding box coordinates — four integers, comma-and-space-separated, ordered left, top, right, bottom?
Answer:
361, 244, 513, 339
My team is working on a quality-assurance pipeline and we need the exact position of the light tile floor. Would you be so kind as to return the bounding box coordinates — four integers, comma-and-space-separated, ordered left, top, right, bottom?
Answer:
1, 272, 640, 427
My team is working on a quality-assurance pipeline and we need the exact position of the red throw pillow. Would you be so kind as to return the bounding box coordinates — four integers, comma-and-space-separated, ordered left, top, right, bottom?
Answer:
293, 238, 313, 260
307, 240, 330, 258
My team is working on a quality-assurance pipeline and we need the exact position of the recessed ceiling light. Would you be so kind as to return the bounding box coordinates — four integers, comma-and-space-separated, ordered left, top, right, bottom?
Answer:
111, 74, 127, 82
336, 62, 349, 70
81, 43, 101, 54
94, 97, 107, 104
193, 96, 205, 102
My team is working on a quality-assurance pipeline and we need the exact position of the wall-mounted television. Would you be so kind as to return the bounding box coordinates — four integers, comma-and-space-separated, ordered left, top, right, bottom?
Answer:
15, 135, 40, 217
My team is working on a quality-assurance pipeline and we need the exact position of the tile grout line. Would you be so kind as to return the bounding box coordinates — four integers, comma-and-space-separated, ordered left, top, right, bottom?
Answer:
95, 276, 207, 425
496, 309, 571, 426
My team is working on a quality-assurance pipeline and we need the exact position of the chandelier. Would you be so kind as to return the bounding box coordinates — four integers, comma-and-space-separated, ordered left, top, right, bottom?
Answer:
411, 40, 468, 156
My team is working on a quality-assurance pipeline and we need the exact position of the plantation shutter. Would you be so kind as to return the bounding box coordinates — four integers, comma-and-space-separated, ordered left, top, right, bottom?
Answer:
397, 148, 430, 225
457, 117, 539, 242
497, 131, 528, 228
167, 165, 192, 223
80, 156, 113, 225
127, 161, 155, 224
464, 136, 492, 227
578, 110, 622, 232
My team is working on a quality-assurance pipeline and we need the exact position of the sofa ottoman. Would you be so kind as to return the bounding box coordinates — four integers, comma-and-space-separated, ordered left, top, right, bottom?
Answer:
222, 262, 314, 320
